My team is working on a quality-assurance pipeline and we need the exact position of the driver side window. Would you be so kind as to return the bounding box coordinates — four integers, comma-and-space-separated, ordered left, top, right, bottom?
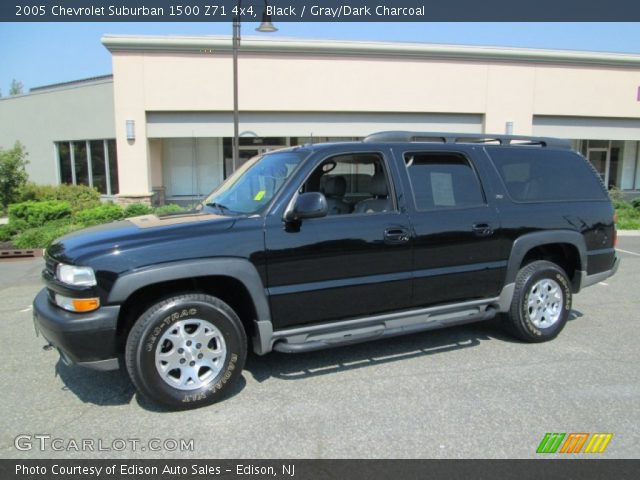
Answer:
302, 153, 395, 215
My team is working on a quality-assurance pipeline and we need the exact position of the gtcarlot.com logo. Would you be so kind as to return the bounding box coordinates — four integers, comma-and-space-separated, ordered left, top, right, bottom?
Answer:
536, 432, 613, 454
14, 434, 195, 453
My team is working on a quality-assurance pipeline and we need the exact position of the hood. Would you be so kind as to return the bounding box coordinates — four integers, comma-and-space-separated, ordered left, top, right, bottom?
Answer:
47, 211, 236, 267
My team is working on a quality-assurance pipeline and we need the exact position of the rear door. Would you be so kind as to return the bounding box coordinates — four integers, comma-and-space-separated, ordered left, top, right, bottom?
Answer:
395, 146, 510, 307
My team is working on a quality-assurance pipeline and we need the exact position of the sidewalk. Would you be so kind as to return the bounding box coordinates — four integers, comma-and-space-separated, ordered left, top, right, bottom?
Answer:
618, 230, 640, 236
0, 217, 8, 225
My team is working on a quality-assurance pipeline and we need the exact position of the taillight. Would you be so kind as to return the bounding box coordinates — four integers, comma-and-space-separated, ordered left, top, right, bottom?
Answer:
613, 213, 618, 247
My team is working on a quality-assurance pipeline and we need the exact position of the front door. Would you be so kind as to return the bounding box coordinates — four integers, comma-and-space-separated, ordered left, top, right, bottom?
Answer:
264, 150, 413, 329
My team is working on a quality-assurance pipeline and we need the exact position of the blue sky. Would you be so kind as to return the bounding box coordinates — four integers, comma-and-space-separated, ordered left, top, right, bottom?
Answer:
1, 22, 640, 94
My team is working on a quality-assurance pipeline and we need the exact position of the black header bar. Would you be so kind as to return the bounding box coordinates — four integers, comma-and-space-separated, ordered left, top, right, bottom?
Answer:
2, 0, 640, 22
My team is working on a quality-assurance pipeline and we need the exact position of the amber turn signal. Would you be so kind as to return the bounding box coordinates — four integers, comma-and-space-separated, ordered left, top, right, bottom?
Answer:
72, 298, 100, 312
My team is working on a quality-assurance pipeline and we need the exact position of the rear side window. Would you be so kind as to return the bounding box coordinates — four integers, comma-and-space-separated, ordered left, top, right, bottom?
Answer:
488, 148, 608, 202
404, 152, 485, 210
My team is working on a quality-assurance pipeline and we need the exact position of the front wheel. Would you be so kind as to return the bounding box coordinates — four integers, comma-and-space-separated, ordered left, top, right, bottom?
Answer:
504, 260, 572, 343
125, 294, 247, 410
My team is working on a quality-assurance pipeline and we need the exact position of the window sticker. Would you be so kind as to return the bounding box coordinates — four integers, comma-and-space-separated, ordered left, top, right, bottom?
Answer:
254, 190, 266, 201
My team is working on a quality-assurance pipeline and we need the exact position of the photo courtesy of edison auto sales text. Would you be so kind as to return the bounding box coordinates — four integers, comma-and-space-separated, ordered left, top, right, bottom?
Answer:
15, 463, 295, 477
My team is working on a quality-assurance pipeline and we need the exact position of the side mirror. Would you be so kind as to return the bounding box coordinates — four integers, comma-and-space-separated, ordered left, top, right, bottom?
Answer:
284, 192, 328, 222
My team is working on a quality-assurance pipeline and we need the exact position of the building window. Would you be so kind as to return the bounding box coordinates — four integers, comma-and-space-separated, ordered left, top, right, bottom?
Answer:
58, 143, 72, 184
56, 139, 119, 196
73, 141, 89, 186
107, 139, 119, 195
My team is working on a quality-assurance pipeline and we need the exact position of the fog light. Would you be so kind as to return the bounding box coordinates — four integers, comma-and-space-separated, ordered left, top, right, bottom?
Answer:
54, 294, 100, 312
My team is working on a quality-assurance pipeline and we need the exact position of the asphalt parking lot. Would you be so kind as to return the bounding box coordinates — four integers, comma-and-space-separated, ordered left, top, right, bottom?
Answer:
1, 237, 639, 459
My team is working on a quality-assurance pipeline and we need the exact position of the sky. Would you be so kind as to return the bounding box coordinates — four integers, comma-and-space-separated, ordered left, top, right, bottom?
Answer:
1, 22, 640, 94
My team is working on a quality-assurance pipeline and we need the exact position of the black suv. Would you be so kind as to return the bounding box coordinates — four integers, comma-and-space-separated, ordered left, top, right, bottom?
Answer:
33, 131, 619, 409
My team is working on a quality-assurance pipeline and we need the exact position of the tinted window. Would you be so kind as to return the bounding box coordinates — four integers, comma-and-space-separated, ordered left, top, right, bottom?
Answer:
488, 148, 608, 202
405, 152, 485, 210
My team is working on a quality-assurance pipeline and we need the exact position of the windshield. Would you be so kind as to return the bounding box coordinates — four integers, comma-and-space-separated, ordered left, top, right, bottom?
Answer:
202, 150, 309, 214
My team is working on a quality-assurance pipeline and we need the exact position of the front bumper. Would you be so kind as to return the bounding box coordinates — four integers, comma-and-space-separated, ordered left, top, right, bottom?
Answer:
33, 289, 121, 371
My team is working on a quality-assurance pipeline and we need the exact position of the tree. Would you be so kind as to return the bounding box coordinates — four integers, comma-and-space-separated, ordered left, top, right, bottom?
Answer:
9, 79, 24, 96
0, 142, 29, 210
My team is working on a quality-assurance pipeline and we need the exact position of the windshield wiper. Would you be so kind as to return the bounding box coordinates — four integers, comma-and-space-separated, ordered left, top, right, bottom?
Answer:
205, 202, 232, 214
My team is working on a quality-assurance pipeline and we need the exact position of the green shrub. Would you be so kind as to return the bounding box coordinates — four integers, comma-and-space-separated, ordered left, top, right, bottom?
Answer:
8, 200, 72, 228
75, 204, 124, 226
616, 200, 640, 230
617, 216, 640, 230
0, 225, 12, 242
123, 203, 152, 217
612, 199, 634, 211
0, 220, 28, 241
608, 187, 624, 202
0, 142, 29, 210
19, 183, 101, 212
631, 198, 640, 210
154, 204, 186, 216
13, 222, 84, 249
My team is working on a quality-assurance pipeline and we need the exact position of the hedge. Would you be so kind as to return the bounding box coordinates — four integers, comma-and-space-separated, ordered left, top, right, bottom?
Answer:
19, 183, 101, 213
12, 221, 84, 249
75, 204, 124, 226
123, 203, 153, 217
8, 200, 72, 228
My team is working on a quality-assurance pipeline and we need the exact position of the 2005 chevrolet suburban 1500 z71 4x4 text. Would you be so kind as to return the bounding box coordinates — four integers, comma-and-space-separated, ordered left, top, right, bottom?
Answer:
33, 131, 620, 409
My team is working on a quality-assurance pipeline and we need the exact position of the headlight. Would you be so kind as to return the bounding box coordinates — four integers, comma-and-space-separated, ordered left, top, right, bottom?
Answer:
56, 263, 97, 287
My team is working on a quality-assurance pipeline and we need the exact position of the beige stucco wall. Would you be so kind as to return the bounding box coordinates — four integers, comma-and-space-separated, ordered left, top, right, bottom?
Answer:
104, 36, 640, 196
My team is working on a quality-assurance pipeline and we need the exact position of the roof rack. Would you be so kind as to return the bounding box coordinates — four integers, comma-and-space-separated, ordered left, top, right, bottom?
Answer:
363, 131, 571, 149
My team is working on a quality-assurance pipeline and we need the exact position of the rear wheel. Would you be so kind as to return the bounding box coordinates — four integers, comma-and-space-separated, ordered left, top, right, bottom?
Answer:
125, 293, 246, 410
504, 260, 572, 342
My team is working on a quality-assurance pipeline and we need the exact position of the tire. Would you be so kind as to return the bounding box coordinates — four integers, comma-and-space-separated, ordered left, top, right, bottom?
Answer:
125, 293, 247, 410
504, 260, 572, 343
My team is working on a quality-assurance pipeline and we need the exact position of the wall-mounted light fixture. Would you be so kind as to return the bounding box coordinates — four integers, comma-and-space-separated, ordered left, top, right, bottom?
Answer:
505, 121, 514, 135
126, 120, 135, 141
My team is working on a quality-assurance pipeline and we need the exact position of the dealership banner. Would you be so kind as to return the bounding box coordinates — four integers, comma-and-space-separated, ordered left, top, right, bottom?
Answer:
2, 459, 640, 479
2, 0, 640, 22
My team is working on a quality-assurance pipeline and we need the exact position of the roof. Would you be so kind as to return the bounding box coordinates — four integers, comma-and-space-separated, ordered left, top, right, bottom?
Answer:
101, 35, 640, 68
29, 74, 113, 93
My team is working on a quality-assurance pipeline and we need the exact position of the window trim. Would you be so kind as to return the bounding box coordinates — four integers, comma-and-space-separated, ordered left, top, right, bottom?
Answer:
401, 150, 488, 213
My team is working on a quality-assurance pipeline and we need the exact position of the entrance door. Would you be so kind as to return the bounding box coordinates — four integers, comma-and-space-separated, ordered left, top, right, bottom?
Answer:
163, 138, 224, 198
587, 148, 610, 187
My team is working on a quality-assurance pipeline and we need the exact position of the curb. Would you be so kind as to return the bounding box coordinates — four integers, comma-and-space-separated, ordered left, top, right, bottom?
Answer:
617, 230, 640, 237
0, 249, 44, 259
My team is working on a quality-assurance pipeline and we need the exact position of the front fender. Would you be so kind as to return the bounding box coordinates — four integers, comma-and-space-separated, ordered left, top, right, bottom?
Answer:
107, 258, 274, 354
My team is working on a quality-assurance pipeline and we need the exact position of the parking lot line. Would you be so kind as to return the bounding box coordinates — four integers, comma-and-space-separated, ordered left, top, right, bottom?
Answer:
616, 248, 640, 257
